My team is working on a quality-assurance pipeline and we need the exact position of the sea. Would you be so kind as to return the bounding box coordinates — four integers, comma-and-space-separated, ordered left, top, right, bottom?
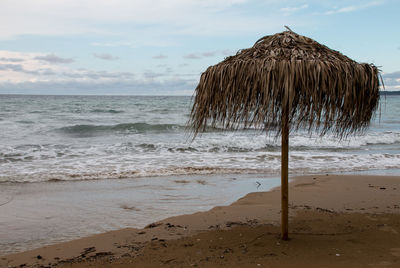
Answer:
0, 94, 399, 254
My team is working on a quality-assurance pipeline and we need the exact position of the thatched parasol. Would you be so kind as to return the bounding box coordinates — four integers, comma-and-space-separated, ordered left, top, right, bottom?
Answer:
189, 28, 381, 240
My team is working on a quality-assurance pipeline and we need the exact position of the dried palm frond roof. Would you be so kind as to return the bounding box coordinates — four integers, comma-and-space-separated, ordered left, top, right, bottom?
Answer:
189, 29, 381, 138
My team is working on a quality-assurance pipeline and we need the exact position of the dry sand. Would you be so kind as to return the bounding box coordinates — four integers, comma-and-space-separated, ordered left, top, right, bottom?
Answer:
1, 174, 399, 267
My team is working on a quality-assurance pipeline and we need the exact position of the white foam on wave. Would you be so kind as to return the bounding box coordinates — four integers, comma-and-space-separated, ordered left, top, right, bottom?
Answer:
1, 95, 399, 184
275, 131, 400, 149
1, 127, 400, 183
1, 148, 399, 183
189, 130, 400, 152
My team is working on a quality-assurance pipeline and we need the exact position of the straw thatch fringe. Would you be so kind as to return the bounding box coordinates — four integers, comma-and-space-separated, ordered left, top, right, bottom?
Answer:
189, 31, 380, 138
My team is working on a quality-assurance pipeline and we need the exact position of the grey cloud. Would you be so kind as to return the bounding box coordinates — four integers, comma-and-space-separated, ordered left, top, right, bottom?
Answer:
0, 63, 57, 76
382, 71, 400, 79
153, 54, 168, 59
39, 68, 57, 76
143, 70, 164, 79
61, 70, 135, 80
156, 64, 173, 72
0, 61, 136, 81
0, 57, 24, 62
93, 53, 119, 61
183, 51, 217, 59
0, 63, 24, 72
184, 53, 201, 59
0, 78, 197, 95
202, 51, 216, 57
89, 71, 134, 79
382, 71, 400, 90
34, 54, 74, 64
184, 50, 235, 60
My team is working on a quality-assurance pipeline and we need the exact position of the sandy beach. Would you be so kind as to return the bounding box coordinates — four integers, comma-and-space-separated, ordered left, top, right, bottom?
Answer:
1, 174, 399, 267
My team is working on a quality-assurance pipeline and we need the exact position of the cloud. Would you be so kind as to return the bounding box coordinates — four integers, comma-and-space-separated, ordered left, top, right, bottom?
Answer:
153, 54, 168, 59
382, 71, 400, 91
0, 52, 196, 95
0, 57, 24, 62
0, 50, 139, 83
93, 53, 119, 60
280, 4, 308, 15
0, 77, 197, 95
60, 69, 135, 80
0, 49, 200, 95
203, 51, 218, 57
34, 54, 74, 64
184, 53, 202, 60
183, 50, 232, 60
143, 70, 164, 79
0, 0, 289, 40
0, 63, 24, 72
325, 1, 383, 15
0, 50, 69, 82
0, 63, 58, 77
382, 71, 400, 79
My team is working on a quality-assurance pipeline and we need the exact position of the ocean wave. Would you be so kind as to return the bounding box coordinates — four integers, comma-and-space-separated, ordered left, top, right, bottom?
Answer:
267, 131, 400, 149
56, 122, 184, 137
1, 150, 400, 184
0, 167, 264, 183
2, 130, 400, 166
16, 120, 34, 124
0, 144, 76, 163
90, 109, 124, 114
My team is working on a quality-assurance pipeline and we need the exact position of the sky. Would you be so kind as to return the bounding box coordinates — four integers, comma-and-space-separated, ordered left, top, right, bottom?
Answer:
0, 0, 399, 95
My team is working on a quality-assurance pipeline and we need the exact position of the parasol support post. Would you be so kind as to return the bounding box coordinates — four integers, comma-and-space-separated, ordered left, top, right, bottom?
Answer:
281, 106, 289, 240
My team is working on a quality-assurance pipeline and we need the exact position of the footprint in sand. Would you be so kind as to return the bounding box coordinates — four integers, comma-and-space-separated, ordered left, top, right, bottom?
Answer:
294, 182, 316, 188
365, 215, 379, 221
378, 225, 399, 235
390, 248, 400, 257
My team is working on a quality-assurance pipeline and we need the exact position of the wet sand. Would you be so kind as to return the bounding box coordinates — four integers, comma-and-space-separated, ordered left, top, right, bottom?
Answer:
1, 174, 400, 267
0, 174, 280, 255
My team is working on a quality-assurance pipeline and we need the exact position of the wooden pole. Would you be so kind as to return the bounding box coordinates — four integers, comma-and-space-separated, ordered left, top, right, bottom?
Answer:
281, 106, 289, 240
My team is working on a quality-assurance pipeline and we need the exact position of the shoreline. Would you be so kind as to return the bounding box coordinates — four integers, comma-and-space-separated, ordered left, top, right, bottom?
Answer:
0, 173, 282, 256
1, 174, 400, 267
